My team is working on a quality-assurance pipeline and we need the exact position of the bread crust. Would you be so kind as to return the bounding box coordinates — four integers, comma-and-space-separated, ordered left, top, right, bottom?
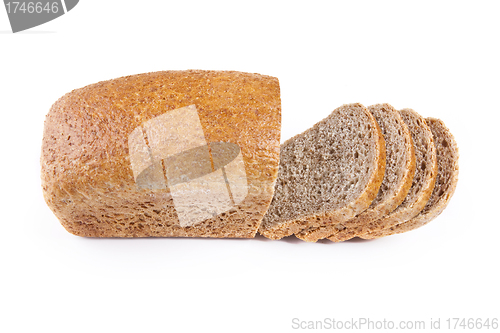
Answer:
260, 103, 386, 241
41, 70, 281, 237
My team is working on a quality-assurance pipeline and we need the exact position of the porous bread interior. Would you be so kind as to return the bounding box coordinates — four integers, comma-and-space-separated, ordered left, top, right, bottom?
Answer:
324, 103, 415, 242
259, 103, 382, 239
362, 117, 459, 238
41, 70, 281, 238
359, 108, 438, 238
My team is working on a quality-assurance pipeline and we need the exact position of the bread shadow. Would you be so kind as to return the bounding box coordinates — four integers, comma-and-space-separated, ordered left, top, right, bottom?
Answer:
253, 234, 376, 244
74, 233, 375, 244
344, 237, 374, 243
252, 234, 306, 244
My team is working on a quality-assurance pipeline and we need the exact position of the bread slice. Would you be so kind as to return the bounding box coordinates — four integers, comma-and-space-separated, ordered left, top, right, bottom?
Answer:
314, 103, 415, 243
41, 70, 281, 238
362, 117, 458, 238
359, 109, 438, 239
258, 103, 386, 240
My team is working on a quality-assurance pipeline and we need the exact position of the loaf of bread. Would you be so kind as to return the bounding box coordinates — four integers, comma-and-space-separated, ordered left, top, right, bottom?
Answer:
41, 69, 457, 241
303, 104, 416, 242
41, 70, 282, 238
362, 117, 459, 238
259, 103, 386, 241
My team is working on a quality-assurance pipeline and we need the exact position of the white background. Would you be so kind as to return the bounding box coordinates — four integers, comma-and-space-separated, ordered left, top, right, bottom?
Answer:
1, 1, 499, 332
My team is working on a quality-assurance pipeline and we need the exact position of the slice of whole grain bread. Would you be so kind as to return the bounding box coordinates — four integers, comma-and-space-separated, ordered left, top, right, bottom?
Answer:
362, 117, 458, 238
258, 103, 385, 240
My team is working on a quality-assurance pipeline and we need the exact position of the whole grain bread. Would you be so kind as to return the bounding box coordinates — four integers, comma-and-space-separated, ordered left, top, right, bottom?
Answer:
359, 108, 438, 239
323, 104, 416, 242
259, 103, 386, 240
362, 117, 458, 238
41, 70, 281, 238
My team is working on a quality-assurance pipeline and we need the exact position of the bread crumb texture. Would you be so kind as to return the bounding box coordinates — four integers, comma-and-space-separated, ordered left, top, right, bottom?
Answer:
260, 103, 386, 241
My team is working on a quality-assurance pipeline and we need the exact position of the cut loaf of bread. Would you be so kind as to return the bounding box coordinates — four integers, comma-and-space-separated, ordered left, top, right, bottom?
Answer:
318, 104, 415, 243
258, 103, 386, 240
362, 117, 459, 238
41, 70, 281, 238
359, 108, 438, 239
